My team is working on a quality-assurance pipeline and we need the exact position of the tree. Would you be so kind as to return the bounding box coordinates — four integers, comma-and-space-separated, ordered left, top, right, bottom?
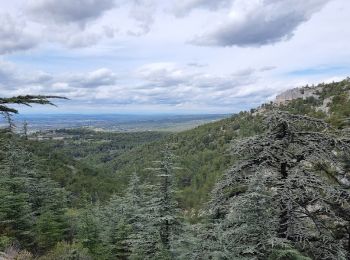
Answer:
210, 111, 350, 259
23, 121, 28, 140
100, 195, 132, 259
78, 205, 105, 258
129, 144, 182, 259
0, 95, 68, 253
0, 132, 69, 252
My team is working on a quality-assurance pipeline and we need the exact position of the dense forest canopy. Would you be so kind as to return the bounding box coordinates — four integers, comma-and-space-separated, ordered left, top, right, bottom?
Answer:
1, 79, 350, 259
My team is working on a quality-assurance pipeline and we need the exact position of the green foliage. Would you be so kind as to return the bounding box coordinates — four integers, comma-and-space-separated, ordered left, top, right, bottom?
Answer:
0, 132, 69, 253
2, 81, 350, 258
35, 210, 68, 251
268, 249, 311, 260
217, 176, 281, 259
0, 95, 66, 114
39, 241, 91, 260
208, 111, 350, 259
106, 113, 263, 213
27, 129, 168, 206
279, 78, 350, 128
0, 235, 13, 251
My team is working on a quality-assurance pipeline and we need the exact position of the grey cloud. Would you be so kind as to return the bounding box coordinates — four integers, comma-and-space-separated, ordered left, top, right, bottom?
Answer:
27, 0, 115, 27
127, 0, 156, 36
260, 66, 276, 72
23, 0, 117, 49
26, 0, 156, 46
192, 0, 330, 47
0, 14, 38, 55
232, 68, 255, 77
173, 0, 232, 17
187, 62, 208, 68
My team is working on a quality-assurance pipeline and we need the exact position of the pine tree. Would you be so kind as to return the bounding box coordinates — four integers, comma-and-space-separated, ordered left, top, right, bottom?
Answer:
0, 132, 69, 252
0, 133, 35, 248
100, 194, 132, 259
128, 182, 161, 260
78, 205, 105, 258
0, 94, 69, 254
209, 111, 350, 259
129, 144, 182, 259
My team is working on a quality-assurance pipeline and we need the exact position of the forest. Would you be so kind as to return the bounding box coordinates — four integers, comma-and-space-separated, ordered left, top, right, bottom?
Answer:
1, 80, 350, 259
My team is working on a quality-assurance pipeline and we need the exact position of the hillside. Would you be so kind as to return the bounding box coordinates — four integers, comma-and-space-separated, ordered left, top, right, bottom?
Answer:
262, 78, 350, 128
26, 129, 169, 204
104, 78, 350, 211
30, 79, 350, 211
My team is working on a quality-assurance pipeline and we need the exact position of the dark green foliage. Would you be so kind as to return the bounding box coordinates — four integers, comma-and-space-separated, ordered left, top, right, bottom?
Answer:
216, 174, 281, 259
0, 131, 69, 254
35, 210, 68, 251
75, 147, 184, 260
0, 95, 67, 114
107, 112, 263, 213
268, 249, 311, 260
39, 241, 91, 260
1, 81, 350, 258
209, 111, 350, 259
26, 129, 168, 206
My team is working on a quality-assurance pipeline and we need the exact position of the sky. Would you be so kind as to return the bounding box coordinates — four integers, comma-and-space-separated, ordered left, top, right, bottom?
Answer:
0, 0, 350, 114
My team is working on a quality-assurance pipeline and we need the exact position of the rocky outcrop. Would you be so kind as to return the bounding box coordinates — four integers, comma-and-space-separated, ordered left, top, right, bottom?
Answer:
275, 86, 321, 104
0, 252, 8, 260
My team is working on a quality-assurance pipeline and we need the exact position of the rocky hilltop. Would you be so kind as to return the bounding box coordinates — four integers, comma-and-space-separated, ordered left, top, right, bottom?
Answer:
275, 85, 322, 104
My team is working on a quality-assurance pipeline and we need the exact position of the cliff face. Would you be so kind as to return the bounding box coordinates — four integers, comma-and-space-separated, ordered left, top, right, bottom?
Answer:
275, 86, 321, 104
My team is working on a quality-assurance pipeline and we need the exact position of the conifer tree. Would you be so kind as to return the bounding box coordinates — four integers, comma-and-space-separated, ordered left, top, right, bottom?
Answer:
0, 132, 68, 252
130, 144, 182, 259
100, 194, 131, 259
78, 205, 105, 258
210, 111, 350, 259
0, 95, 68, 253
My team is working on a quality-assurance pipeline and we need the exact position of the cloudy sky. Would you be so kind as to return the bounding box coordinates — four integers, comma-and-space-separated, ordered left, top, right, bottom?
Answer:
0, 0, 349, 114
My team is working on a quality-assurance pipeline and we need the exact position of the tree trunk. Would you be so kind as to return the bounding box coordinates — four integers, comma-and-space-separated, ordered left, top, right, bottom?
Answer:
278, 162, 289, 238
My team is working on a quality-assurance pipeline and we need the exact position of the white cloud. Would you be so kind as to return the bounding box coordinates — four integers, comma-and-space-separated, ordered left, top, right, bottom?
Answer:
0, 61, 117, 99
0, 60, 273, 110
133, 62, 267, 107
69, 68, 118, 88
0, 0, 349, 113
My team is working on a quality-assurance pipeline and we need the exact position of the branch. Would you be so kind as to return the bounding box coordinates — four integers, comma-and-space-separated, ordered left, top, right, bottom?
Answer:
0, 95, 68, 114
